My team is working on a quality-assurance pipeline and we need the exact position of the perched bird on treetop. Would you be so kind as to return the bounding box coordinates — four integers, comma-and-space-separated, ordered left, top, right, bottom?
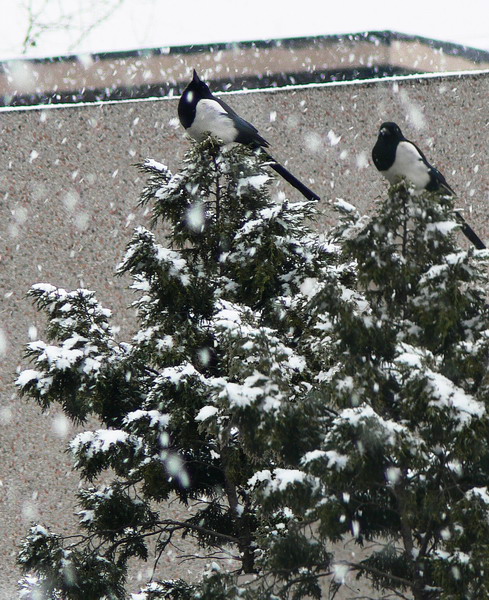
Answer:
178, 70, 320, 202
372, 121, 485, 249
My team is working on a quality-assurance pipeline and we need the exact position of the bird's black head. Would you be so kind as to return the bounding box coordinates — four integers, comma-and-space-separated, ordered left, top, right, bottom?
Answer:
178, 70, 214, 128
378, 122, 405, 140
190, 70, 213, 97
372, 122, 405, 171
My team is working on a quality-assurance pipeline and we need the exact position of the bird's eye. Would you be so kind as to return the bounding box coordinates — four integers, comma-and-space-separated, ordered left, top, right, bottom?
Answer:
185, 91, 194, 103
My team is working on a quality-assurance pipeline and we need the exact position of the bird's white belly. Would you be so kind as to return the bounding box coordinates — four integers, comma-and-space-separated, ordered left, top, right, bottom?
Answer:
383, 141, 430, 191
187, 99, 238, 143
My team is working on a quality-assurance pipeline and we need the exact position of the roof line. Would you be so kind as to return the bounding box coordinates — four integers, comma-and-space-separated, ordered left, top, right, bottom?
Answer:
1, 67, 487, 114
0, 64, 415, 108
2, 30, 489, 67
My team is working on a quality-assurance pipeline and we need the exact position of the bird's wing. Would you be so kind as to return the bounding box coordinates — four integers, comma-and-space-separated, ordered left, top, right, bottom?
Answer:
215, 96, 270, 147
428, 165, 455, 195
410, 141, 455, 195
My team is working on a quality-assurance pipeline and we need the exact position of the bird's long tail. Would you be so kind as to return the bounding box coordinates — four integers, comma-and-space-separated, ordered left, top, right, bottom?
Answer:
265, 153, 320, 201
455, 211, 486, 249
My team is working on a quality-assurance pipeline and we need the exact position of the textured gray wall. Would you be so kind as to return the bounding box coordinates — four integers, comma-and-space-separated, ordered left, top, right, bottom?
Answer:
0, 70, 488, 599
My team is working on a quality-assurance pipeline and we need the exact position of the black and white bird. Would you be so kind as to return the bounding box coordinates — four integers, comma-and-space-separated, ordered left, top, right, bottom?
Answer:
372, 121, 485, 249
178, 70, 320, 202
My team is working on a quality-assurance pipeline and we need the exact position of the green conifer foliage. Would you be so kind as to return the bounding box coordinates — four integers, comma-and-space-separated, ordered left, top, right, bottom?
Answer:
252, 183, 489, 600
17, 138, 334, 600
19, 133, 489, 600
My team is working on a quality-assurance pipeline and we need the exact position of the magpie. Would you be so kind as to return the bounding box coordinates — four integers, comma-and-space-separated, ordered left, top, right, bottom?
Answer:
178, 70, 320, 202
372, 121, 485, 250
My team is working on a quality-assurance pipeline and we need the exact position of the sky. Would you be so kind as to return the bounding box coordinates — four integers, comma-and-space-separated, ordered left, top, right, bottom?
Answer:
1, 0, 488, 60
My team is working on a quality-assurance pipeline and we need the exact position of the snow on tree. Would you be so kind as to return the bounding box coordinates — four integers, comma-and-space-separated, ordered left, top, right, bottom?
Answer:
16, 137, 343, 599
249, 182, 489, 600
17, 128, 489, 600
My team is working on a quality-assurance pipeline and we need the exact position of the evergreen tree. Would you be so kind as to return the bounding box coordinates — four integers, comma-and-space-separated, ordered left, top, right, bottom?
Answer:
16, 137, 338, 599
251, 182, 489, 600
19, 131, 489, 600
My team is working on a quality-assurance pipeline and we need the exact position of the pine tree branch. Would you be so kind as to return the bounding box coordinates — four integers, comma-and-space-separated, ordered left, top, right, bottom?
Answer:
257, 565, 411, 600
390, 482, 431, 600
66, 517, 239, 558
401, 190, 409, 258
178, 550, 240, 563
347, 593, 412, 600
220, 445, 256, 573
155, 519, 239, 544
339, 560, 414, 590
212, 154, 221, 226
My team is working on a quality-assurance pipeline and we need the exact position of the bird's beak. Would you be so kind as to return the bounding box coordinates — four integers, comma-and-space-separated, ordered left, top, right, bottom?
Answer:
192, 69, 200, 82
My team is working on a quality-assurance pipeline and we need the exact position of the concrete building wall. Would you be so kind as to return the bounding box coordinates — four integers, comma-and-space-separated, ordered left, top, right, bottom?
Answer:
0, 69, 488, 599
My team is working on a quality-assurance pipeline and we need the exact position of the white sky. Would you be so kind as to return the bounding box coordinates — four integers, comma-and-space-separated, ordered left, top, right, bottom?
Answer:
1, 0, 488, 60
